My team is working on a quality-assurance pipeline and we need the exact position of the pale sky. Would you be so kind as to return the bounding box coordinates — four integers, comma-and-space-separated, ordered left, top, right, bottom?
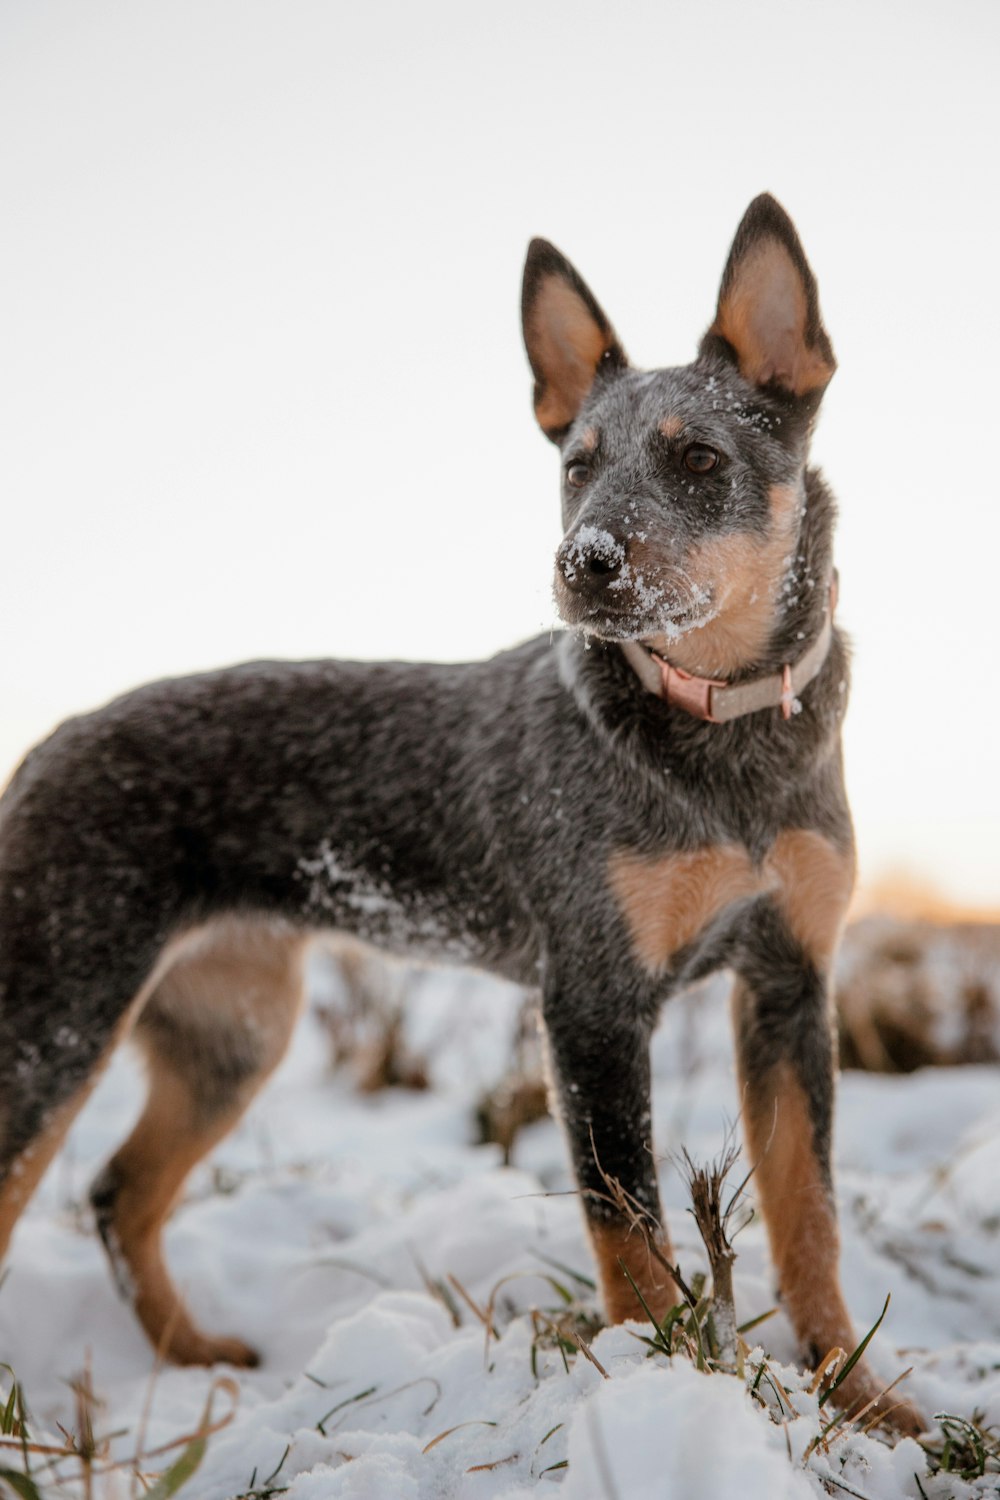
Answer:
2, 0, 998, 905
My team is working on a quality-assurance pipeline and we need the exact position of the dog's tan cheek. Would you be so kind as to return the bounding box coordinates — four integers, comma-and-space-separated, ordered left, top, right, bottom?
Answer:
767, 483, 799, 526
662, 483, 800, 676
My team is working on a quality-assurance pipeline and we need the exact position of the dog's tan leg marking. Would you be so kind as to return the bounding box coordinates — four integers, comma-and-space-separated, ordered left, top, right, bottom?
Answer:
611, 829, 853, 978
736, 1047, 919, 1428
589, 1217, 680, 1324
97, 919, 307, 1367
739, 1052, 853, 1358
770, 829, 855, 968
654, 483, 801, 678
608, 844, 764, 974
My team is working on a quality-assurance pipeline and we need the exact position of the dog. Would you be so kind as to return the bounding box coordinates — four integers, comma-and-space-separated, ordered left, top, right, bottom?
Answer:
0, 194, 917, 1428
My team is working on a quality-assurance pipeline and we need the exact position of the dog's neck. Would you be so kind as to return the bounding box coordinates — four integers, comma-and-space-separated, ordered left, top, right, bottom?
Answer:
619, 577, 836, 724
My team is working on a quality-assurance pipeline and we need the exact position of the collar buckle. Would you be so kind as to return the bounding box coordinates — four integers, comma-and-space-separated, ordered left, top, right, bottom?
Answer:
648, 653, 726, 723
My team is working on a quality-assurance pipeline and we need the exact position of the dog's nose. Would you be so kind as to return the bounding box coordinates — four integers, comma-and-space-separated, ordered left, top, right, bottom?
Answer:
557, 528, 625, 593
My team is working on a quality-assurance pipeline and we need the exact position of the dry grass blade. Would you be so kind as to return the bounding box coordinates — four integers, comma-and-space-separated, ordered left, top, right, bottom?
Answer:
859, 1393, 913, 1438
534, 1313, 608, 1379
807, 1348, 847, 1395
131, 1296, 186, 1498
530, 1309, 571, 1375
410, 1250, 463, 1328
465, 1454, 518, 1473
134, 1377, 240, 1464
842, 1368, 913, 1432
65, 1352, 104, 1500
139, 1376, 239, 1500
422, 1421, 497, 1455
446, 1275, 498, 1339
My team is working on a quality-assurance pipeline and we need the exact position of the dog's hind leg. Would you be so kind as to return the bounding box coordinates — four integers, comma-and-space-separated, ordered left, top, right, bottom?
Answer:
90, 918, 307, 1367
0, 1034, 129, 1262
0, 902, 149, 1265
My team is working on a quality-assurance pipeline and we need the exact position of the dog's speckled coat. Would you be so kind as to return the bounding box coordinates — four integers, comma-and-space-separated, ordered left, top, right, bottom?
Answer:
0, 196, 918, 1427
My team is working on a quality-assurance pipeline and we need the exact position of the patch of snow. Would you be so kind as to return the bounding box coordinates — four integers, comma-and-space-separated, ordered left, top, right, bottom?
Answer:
3, 965, 1000, 1496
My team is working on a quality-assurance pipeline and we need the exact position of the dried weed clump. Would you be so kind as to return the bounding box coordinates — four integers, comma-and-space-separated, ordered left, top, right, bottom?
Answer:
312, 938, 430, 1092
838, 916, 1000, 1073
0, 1357, 240, 1499
474, 997, 550, 1164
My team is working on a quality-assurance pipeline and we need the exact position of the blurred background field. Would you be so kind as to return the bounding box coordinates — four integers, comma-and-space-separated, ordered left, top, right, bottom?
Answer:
2, 0, 999, 910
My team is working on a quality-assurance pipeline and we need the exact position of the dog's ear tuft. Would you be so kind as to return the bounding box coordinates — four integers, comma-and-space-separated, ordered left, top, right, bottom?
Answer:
705, 194, 835, 399
522, 240, 626, 443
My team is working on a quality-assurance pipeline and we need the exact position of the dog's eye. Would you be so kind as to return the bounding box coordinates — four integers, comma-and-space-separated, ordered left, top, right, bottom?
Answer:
683, 444, 719, 474
565, 463, 590, 488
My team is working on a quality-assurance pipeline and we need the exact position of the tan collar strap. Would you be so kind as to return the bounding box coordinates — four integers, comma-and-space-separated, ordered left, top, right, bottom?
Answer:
620, 577, 838, 724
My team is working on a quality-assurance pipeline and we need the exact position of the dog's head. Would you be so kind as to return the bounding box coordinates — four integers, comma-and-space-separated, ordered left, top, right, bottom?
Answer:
521, 195, 836, 679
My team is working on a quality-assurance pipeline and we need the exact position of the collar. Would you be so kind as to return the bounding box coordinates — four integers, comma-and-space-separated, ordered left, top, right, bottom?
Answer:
619, 575, 838, 724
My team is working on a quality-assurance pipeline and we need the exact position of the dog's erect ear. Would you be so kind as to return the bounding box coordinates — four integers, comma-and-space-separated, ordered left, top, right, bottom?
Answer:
705, 194, 835, 399
522, 240, 626, 442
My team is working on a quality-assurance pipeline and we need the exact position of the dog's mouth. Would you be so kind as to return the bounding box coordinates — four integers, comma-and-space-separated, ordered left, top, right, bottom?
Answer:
554, 567, 719, 645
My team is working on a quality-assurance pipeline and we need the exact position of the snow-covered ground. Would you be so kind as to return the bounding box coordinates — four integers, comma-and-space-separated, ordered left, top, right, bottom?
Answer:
4, 948, 1000, 1498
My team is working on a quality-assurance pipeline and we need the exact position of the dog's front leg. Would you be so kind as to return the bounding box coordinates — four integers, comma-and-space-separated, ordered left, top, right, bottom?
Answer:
542, 994, 680, 1325
733, 900, 922, 1434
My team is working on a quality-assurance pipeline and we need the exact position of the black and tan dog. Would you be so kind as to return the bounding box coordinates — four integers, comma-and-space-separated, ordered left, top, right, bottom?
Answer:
0, 195, 915, 1426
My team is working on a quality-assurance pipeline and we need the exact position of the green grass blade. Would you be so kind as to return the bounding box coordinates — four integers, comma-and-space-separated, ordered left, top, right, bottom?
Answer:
818, 1293, 890, 1407
141, 1434, 209, 1500
0, 1470, 44, 1500
737, 1307, 777, 1336
317, 1385, 377, 1435
616, 1258, 666, 1343
529, 1250, 597, 1291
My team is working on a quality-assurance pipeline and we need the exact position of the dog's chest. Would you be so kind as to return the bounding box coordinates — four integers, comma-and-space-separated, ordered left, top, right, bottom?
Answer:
606, 830, 853, 976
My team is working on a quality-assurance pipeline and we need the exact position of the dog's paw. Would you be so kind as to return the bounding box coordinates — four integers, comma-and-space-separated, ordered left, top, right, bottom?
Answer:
206, 1334, 261, 1369
167, 1330, 260, 1368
